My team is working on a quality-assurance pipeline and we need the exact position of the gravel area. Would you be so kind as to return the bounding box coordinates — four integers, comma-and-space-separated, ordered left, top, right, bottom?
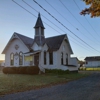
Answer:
0, 72, 100, 100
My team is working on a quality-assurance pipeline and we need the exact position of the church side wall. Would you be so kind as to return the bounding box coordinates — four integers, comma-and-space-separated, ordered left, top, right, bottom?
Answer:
5, 39, 29, 67
56, 40, 71, 70
42, 40, 72, 70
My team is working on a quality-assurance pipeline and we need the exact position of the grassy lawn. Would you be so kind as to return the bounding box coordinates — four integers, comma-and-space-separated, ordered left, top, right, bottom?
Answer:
86, 67, 100, 71
0, 71, 89, 95
80, 67, 100, 71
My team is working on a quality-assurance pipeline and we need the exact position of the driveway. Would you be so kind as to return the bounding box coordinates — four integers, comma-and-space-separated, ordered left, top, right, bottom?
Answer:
0, 72, 100, 100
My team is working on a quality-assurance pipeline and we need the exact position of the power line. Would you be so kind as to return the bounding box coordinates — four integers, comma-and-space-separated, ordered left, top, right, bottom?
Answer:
45, 0, 98, 45
45, 0, 78, 30
12, 0, 79, 45
73, 0, 100, 37
69, 38, 95, 53
12, 0, 62, 36
22, 0, 91, 48
12, 0, 100, 54
59, 0, 100, 43
33, 0, 100, 53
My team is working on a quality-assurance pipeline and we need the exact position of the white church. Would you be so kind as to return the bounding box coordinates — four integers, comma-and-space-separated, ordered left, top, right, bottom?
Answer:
2, 13, 78, 71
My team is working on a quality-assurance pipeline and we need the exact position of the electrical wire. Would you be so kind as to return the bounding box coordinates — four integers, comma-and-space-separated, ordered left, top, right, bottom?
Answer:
73, 0, 100, 37
45, 0, 98, 45
22, 0, 90, 48
33, 0, 100, 53
59, 0, 100, 42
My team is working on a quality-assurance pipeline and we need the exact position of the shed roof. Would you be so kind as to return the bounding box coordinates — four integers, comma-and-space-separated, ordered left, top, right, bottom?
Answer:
84, 56, 100, 61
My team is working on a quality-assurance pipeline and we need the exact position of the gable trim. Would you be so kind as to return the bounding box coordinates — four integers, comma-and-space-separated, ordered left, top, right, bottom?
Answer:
2, 33, 29, 54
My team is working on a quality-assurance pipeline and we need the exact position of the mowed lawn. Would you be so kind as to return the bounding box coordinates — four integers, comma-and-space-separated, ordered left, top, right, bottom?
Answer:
0, 71, 89, 95
80, 67, 100, 71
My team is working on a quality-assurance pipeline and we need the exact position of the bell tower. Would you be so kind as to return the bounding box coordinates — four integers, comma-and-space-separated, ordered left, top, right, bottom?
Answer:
34, 13, 45, 46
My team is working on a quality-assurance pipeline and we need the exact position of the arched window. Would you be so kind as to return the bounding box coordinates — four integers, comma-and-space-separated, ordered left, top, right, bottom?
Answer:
19, 52, 23, 65
10, 53, 14, 65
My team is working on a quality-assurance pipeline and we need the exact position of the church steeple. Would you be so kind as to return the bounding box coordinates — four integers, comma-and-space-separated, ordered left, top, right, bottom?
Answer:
34, 13, 45, 29
34, 13, 45, 46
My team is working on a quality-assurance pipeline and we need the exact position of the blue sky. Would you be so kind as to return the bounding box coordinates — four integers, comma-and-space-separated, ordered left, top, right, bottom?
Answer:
0, 0, 100, 61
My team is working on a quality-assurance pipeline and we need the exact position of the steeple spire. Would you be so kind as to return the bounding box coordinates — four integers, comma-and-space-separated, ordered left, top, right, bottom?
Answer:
34, 13, 45, 46
34, 13, 45, 29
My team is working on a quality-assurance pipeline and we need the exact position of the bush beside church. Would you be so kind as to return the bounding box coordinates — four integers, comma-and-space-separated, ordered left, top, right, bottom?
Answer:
3, 66, 39, 75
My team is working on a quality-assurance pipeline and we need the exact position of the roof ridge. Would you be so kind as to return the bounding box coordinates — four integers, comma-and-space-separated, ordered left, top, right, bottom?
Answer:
14, 32, 33, 40
46, 34, 66, 39
86, 56, 100, 58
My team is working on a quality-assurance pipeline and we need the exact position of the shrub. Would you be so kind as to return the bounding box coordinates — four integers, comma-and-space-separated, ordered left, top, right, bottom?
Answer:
3, 67, 9, 74
3, 67, 16, 74
3, 66, 40, 75
17, 67, 27, 74
45, 69, 70, 75
11, 67, 17, 73
26, 66, 40, 75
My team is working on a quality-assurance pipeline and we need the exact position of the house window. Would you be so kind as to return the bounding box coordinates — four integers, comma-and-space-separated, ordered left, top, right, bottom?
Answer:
49, 52, 53, 65
61, 52, 63, 65
44, 51, 46, 65
66, 53, 68, 65
10, 53, 14, 66
19, 52, 23, 65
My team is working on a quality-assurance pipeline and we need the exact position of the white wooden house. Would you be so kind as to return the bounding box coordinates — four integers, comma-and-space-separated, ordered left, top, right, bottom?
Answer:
84, 56, 100, 67
2, 13, 78, 71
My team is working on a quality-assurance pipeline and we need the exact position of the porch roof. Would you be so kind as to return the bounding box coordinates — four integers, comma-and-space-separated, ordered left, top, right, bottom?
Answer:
24, 50, 41, 56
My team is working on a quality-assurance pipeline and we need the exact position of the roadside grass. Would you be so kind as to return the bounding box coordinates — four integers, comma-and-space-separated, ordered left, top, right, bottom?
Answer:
80, 67, 100, 71
86, 68, 100, 71
0, 71, 89, 95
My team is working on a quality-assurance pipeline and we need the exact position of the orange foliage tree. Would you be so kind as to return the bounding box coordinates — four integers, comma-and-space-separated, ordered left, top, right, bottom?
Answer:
80, 0, 100, 18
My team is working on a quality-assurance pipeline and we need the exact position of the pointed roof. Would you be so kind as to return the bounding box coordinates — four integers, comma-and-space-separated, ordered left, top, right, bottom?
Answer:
15, 33, 34, 48
85, 56, 100, 61
2, 32, 34, 54
2, 33, 73, 54
46, 34, 66, 51
46, 34, 73, 54
34, 13, 45, 29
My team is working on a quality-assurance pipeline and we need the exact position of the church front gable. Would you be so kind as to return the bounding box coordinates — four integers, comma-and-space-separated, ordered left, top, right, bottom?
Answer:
42, 43, 48, 51
5, 38, 29, 67
31, 42, 42, 51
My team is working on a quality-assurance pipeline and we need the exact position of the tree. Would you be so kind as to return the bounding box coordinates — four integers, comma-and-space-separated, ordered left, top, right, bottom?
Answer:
80, 0, 100, 18
78, 60, 85, 67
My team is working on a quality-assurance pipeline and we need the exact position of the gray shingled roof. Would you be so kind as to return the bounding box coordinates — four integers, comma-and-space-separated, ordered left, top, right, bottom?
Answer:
17, 33, 66, 51
85, 56, 100, 61
15, 33, 34, 49
34, 13, 45, 29
46, 34, 66, 51
2, 33, 72, 54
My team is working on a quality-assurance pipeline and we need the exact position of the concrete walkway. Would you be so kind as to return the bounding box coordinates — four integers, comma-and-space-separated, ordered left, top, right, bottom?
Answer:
0, 72, 100, 100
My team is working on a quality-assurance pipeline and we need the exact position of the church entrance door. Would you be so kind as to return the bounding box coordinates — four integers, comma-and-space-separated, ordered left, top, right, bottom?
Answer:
34, 54, 39, 66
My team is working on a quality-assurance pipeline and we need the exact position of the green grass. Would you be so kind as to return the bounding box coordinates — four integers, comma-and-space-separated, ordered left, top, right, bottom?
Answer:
79, 67, 100, 71
86, 67, 100, 71
0, 71, 89, 95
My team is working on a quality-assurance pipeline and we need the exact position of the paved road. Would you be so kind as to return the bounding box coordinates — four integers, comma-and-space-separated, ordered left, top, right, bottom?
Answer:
1, 72, 100, 100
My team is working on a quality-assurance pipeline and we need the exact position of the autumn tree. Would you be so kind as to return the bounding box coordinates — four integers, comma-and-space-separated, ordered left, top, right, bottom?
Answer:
80, 0, 100, 18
